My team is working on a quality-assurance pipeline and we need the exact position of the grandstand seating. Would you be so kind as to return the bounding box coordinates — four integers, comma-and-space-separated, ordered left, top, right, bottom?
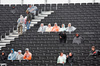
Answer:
0, 3, 100, 66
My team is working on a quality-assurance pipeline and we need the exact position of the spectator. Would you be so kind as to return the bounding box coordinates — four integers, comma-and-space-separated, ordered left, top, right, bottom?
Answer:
16, 50, 23, 61
73, 33, 82, 44
89, 46, 100, 57
38, 23, 47, 33
57, 52, 66, 65
66, 23, 76, 34
59, 31, 67, 43
0, 51, 7, 63
26, 10, 32, 30
52, 23, 60, 32
45, 23, 53, 32
8, 49, 17, 60
23, 48, 32, 60
17, 15, 25, 34
66, 52, 74, 66
10, 6, 18, 14
27, 5, 38, 19
59, 24, 66, 32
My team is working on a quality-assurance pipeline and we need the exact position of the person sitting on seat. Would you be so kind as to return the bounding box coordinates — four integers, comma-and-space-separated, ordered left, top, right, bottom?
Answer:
45, 23, 53, 32
23, 48, 32, 60
52, 23, 60, 32
26, 10, 32, 30
89, 46, 100, 57
59, 24, 66, 32
17, 15, 25, 34
8, 49, 17, 61
66, 23, 76, 34
27, 5, 38, 19
0, 51, 7, 63
73, 33, 82, 44
10, 6, 18, 14
38, 23, 47, 32
16, 50, 23, 61
59, 31, 67, 43
66, 52, 74, 66
57, 52, 66, 65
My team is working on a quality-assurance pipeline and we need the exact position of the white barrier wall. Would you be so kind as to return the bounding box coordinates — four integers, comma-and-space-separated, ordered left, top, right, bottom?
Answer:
70, 0, 93, 3
1, 0, 21, 4
0, 0, 100, 4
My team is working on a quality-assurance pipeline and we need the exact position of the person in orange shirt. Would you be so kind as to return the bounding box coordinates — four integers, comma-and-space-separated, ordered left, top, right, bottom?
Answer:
23, 48, 32, 60
52, 23, 60, 32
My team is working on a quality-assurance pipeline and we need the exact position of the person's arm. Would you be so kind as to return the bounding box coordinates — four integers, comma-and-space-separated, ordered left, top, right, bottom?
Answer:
26, 53, 32, 60
38, 27, 41, 32
23, 54, 26, 60
57, 57, 60, 63
8, 54, 11, 60
12, 53, 17, 60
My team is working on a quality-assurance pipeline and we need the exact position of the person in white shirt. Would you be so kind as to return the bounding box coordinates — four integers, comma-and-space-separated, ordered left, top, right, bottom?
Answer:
66, 23, 76, 34
16, 50, 23, 61
45, 23, 53, 32
57, 52, 66, 66
38, 23, 47, 33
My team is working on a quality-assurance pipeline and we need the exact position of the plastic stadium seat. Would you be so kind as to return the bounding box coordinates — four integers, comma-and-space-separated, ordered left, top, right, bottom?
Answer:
45, 4, 51, 11
51, 4, 56, 11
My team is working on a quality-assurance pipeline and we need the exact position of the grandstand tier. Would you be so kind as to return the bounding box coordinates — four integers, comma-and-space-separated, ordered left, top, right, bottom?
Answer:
0, 3, 100, 66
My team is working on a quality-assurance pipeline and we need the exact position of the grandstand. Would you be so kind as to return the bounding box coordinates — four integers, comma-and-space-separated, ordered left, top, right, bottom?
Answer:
0, 0, 100, 66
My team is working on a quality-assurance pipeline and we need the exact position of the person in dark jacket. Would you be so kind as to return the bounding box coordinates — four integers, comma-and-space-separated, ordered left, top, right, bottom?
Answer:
0, 51, 7, 63
26, 10, 32, 30
59, 31, 67, 43
89, 46, 100, 57
10, 6, 18, 14
73, 33, 82, 44
66, 52, 74, 66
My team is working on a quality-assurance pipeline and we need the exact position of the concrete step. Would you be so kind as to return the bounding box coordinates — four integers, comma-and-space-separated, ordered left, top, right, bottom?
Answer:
32, 19, 41, 22
41, 11, 54, 15
0, 43, 8, 46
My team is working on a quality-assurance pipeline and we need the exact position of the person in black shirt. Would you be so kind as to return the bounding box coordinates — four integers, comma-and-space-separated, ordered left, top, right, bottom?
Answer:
66, 52, 74, 66
0, 51, 7, 63
59, 31, 67, 43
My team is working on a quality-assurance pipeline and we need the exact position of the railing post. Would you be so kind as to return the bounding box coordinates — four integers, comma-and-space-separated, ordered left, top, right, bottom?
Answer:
21, 0, 24, 5
68, 0, 70, 4
93, 0, 95, 3
44, 0, 47, 11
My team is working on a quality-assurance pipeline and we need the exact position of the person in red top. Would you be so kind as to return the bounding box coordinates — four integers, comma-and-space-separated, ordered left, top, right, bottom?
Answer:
23, 48, 32, 60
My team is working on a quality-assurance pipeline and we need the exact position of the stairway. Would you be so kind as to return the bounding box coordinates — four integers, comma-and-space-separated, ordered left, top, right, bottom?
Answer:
0, 11, 54, 50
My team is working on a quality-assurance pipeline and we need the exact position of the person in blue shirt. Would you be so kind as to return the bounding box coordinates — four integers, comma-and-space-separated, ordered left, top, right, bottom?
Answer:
27, 5, 38, 19
59, 24, 66, 32
8, 49, 17, 61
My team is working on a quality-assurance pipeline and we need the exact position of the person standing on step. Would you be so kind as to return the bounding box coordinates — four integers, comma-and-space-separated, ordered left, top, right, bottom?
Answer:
59, 31, 67, 43
27, 5, 38, 19
23, 48, 32, 60
8, 49, 17, 61
26, 10, 32, 30
16, 50, 23, 61
66, 52, 74, 66
57, 52, 66, 66
73, 33, 82, 44
0, 51, 7, 63
66, 23, 76, 34
17, 15, 25, 34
